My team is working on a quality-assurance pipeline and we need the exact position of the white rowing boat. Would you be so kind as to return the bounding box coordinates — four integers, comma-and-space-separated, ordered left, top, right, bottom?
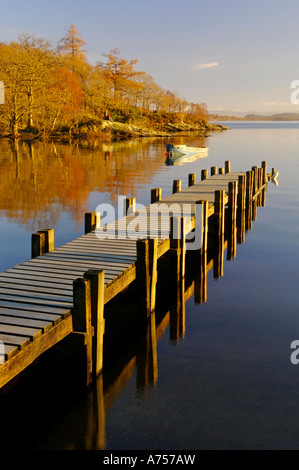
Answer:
165, 144, 209, 165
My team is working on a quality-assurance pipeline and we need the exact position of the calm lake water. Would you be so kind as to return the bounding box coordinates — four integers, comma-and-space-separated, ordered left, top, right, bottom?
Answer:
0, 122, 299, 450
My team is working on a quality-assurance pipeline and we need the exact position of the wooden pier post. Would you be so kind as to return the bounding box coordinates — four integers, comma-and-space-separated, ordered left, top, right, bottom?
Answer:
32, 232, 45, 259
211, 166, 217, 176
262, 161, 267, 184
194, 201, 208, 304
237, 174, 246, 243
32, 228, 55, 258
172, 180, 182, 194
170, 217, 186, 282
73, 277, 93, 387
38, 228, 54, 253
219, 167, 224, 175
85, 211, 101, 234
126, 197, 136, 215
83, 269, 105, 378
170, 276, 185, 344
225, 160, 231, 174
136, 238, 158, 321
136, 311, 158, 389
246, 170, 253, 230
201, 169, 208, 181
252, 166, 258, 196
188, 173, 196, 187
151, 188, 162, 204
227, 181, 237, 260
214, 190, 225, 278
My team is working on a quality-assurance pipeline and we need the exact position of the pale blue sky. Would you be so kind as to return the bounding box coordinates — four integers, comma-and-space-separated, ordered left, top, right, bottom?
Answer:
1, 0, 299, 114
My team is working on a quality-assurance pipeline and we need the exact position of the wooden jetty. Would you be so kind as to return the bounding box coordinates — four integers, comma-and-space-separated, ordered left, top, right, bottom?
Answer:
0, 161, 275, 390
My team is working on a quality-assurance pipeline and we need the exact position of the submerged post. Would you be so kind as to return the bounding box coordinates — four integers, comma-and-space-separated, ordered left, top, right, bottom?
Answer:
227, 181, 237, 260
83, 269, 105, 378
214, 190, 225, 278
73, 277, 93, 387
136, 238, 158, 322
194, 200, 208, 304
237, 175, 246, 243
170, 217, 186, 282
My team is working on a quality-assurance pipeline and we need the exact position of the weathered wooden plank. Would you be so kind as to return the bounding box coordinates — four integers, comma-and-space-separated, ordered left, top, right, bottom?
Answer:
0, 306, 61, 324
0, 333, 31, 349
48, 249, 136, 262
0, 324, 42, 341
0, 282, 72, 297
27, 257, 132, 270
0, 275, 73, 290
5, 266, 116, 282
43, 252, 136, 265
0, 301, 70, 317
2, 344, 19, 361
0, 288, 73, 303
0, 314, 52, 332
0, 315, 73, 388
0, 295, 73, 309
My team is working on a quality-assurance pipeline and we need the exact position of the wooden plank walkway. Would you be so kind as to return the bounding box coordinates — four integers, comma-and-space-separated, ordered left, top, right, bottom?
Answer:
0, 161, 273, 389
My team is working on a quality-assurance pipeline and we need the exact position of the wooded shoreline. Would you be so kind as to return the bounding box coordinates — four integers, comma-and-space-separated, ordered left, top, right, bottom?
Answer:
1, 119, 229, 142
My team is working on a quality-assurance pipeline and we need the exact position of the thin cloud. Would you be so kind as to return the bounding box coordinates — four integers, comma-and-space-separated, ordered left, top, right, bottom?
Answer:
193, 62, 219, 70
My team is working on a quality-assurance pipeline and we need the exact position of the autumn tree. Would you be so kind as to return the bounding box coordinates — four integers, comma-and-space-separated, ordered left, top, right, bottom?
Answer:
17, 34, 58, 129
101, 48, 145, 110
46, 68, 83, 131
0, 42, 27, 137
57, 24, 89, 84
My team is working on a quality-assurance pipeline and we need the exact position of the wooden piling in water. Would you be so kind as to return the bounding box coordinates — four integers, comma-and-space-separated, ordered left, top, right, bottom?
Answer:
85, 211, 101, 234
246, 171, 253, 230
225, 160, 231, 174
194, 201, 208, 304
219, 167, 224, 175
126, 197, 136, 215
31, 232, 45, 259
72, 277, 93, 387
211, 166, 217, 176
32, 228, 54, 258
172, 180, 182, 194
136, 238, 158, 321
227, 181, 237, 260
201, 169, 208, 181
83, 269, 105, 378
188, 173, 196, 187
170, 217, 186, 282
214, 190, 225, 278
151, 188, 162, 203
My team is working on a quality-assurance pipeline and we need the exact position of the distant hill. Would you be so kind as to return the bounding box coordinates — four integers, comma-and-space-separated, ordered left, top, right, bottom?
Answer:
244, 113, 299, 121
210, 112, 299, 121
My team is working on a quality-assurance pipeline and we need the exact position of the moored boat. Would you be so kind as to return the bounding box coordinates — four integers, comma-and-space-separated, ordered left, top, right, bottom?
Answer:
165, 144, 209, 165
